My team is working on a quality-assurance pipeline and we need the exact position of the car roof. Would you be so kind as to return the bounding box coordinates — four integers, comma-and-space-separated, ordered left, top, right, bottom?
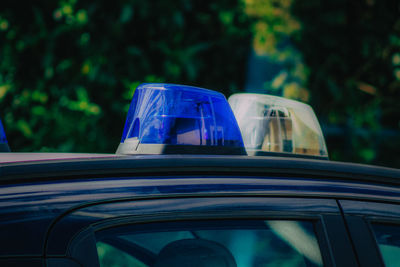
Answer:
0, 152, 119, 163
0, 153, 399, 185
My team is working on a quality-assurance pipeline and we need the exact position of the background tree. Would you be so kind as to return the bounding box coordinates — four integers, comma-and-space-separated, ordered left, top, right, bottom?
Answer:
291, 0, 400, 166
242, 0, 400, 167
0, 0, 399, 167
0, 0, 252, 152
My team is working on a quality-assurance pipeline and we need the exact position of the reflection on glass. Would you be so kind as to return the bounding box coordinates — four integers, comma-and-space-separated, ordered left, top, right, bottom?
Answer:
372, 224, 400, 267
96, 220, 323, 267
266, 220, 323, 266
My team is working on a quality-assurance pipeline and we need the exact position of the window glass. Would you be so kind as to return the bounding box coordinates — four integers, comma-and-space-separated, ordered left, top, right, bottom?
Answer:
97, 242, 147, 267
96, 220, 323, 267
372, 224, 400, 267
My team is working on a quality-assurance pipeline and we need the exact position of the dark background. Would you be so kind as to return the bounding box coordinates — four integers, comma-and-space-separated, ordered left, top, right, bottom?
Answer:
1, 0, 399, 167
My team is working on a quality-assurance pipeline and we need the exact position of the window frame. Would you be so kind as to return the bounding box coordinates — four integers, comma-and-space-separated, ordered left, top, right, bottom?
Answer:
45, 196, 358, 267
339, 200, 400, 267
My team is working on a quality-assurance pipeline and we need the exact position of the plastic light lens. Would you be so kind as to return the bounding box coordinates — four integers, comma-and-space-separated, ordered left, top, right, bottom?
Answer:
228, 93, 328, 158
0, 119, 7, 144
0, 119, 10, 152
118, 83, 245, 154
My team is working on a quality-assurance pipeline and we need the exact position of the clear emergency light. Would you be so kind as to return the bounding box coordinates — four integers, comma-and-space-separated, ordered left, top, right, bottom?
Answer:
228, 93, 328, 158
117, 83, 246, 155
0, 119, 10, 152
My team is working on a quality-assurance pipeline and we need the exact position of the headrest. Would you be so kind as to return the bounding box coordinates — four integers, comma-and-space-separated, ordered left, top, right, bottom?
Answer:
154, 239, 237, 267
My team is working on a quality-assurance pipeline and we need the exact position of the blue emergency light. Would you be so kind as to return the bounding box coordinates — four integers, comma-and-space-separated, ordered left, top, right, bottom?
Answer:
0, 119, 10, 152
117, 83, 246, 155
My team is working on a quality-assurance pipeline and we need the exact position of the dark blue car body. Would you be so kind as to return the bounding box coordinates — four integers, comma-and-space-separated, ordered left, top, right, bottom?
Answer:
0, 154, 399, 267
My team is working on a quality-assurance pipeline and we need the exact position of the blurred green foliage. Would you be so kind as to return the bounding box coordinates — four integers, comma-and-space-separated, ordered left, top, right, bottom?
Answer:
243, 0, 400, 167
0, 0, 252, 152
290, 0, 400, 167
0, 0, 399, 167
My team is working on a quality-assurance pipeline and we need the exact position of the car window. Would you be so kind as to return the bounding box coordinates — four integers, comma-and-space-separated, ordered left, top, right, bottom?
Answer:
371, 224, 400, 267
97, 241, 147, 267
96, 220, 323, 267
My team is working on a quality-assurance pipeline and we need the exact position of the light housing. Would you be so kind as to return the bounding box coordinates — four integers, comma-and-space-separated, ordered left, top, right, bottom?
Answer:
0, 119, 10, 152
117, 83, 245, 155
228, 93, 328, 159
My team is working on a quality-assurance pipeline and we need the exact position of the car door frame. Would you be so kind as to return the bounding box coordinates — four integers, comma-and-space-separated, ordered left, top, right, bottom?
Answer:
45, 196, 358, 267
339, 199, 400, 267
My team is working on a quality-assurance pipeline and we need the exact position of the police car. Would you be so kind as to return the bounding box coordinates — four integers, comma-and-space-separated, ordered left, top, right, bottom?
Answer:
0, 84, 399, 267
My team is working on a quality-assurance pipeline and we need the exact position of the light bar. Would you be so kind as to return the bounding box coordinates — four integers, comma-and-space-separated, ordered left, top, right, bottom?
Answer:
0, 119, 10, 152
228, 93, 328, 158
117, 83, 246, 155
